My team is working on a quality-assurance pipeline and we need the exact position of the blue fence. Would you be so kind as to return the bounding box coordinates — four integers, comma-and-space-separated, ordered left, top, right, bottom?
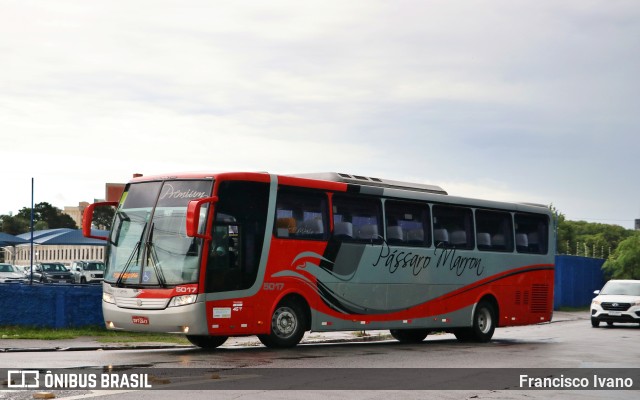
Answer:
0, 283, 103, 328
0, 256, 607, 328
554, 255, 605, 309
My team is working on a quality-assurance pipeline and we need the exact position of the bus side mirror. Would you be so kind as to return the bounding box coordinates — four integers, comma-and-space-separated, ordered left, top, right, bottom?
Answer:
82, 201, 118, 240
186, 196, 218, 239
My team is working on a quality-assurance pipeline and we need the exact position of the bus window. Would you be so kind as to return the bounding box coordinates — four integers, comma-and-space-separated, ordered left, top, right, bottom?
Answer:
514, 213, 549, 254
275, 189, 328, 240
332, 195, 382, 243
384, 201, 431, 247
432, 205, 474, 249
475, 210, 514, 252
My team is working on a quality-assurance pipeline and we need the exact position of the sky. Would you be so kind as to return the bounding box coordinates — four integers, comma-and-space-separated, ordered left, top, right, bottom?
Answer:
1, 0, 639, 229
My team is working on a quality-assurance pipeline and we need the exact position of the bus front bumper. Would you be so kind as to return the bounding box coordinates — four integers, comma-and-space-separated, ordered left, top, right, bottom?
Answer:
102, 300, 208, 335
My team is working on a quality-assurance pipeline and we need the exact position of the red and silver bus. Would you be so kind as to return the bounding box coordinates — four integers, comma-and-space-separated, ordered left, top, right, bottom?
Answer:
83, 172, 555, 348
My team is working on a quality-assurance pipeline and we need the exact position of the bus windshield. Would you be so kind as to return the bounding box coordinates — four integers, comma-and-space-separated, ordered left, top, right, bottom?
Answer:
105, 179, 213, 286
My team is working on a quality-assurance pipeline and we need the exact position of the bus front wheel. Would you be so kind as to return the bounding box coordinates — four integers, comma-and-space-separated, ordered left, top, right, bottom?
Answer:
390, 329, 429, 343
258, 300, 307, 348
455, 300, 496, 343
186, 335, 228, 349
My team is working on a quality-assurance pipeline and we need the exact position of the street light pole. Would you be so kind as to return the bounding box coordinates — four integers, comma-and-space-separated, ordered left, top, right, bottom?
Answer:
30, 177, 34, 284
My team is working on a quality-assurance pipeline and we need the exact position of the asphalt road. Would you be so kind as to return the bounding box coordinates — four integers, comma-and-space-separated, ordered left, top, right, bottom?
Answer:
1, 312, 638, 399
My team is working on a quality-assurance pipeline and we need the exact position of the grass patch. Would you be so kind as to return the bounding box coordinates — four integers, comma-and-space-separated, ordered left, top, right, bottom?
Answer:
0, 325, 189, 344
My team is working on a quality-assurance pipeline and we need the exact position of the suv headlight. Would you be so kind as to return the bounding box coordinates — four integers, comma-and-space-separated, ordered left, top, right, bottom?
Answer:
168, 294, 197, 307
103, 292, 115, 304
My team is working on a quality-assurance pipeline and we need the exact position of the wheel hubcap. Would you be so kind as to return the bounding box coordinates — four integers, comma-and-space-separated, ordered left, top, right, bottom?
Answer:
273, 307, 297, 338
478, 308, 491, 334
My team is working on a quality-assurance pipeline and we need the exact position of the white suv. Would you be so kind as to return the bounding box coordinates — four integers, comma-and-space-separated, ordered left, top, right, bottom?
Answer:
591, 280, 640, 327
70, 260, 105, 284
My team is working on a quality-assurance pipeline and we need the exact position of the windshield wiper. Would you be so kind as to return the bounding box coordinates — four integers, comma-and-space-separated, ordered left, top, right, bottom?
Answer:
115, 241, 141, 287
146, 242, 167, 288
146, 223, 167, 288
115, 221, 147, 287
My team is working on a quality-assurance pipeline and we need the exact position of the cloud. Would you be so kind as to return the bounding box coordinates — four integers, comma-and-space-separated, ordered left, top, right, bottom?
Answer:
0, 1, 638, 228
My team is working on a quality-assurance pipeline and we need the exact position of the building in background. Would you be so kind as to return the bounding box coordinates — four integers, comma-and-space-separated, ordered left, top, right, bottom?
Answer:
63, 180, 128, 228
64, 202, 89, 228
7, 228, 107, 266
2, 175, 136, 265
106, 182, 126, 203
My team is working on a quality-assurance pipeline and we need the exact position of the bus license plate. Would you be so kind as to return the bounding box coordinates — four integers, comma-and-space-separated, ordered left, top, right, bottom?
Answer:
132, 316, 149, 325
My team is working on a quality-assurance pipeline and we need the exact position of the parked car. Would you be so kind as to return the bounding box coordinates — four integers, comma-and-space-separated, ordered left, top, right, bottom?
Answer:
26, 262, 75, 284
17, 265, 31, 275
70, 260, 105, 284
591, 280, 640, 327
0, 263, 28, 283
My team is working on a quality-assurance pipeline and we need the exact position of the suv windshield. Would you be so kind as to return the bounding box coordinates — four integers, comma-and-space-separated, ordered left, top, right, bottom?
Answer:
42, 263, 67, 272
105, 179, 213, 286
85, 262, 105, 271
601, 281, 640, 296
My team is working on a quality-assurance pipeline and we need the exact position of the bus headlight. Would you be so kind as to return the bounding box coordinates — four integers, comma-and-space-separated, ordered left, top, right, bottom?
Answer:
168, 294, 197, 307
103, 292, 115, 304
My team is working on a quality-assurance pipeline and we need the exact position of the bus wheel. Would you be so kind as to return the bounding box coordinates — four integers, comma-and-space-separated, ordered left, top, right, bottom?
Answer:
186, 335, 228, 349
390, 329, 429, 343
258, 300, 307, 348
455, 300, 496, 343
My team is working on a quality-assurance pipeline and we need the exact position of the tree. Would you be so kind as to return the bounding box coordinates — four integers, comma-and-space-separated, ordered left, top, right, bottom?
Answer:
15, 202, 77, 232
560, 221, 630, 258
602, 234, 640, 279
551, 204, 634, 258
0, 214, 29, 235
92, 205, 116, 230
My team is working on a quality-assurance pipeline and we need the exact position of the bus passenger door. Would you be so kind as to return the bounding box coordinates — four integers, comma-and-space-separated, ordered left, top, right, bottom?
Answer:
205, 224, 242, 292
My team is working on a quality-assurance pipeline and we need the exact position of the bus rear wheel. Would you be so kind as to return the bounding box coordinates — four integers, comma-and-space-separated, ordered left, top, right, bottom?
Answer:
186, 335, 228, 349
455, 300, 496, 343
390, 329, 429, 343
258, 300, 307, 348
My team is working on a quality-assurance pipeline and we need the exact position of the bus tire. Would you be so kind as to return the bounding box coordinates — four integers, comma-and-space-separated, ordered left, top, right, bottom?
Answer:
258, 299, 307, 348
455, 300, 496, 343
390, 329, 429, 343
186, 335, 228, 349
